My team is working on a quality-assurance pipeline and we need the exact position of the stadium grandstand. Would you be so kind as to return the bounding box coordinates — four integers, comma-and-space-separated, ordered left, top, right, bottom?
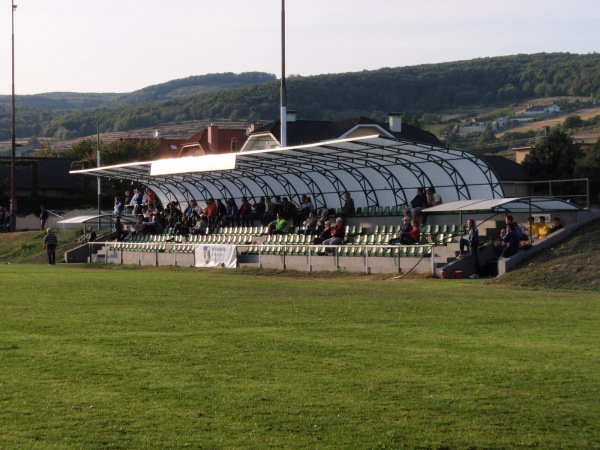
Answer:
69, 135, 593, 277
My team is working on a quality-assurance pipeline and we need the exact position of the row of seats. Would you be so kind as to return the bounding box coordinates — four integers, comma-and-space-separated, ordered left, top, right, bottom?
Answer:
118, 228, 458, 248
242, 244, 432, 258
372, 224, 461, 235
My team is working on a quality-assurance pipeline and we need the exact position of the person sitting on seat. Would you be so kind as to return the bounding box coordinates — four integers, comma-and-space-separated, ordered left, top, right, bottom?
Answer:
134, 215, 146, 236
497, 222, 520, 259
191, 216, 208, 236
537, 216, 551, 239
323, 217, 345, 247
389, 217, 413, 245
409, 188, 429, 223
236, 196, 252, 227
298, 211, 318, 235
405, 220, 421, 245
268, 212, 288, 235
78, 226, 96, 244
313, 220, 332, 245
174, 216, 190, 236
549, 217, 564, 234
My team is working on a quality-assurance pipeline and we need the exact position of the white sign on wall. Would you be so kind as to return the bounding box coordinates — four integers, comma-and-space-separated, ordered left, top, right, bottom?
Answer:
194, 244, 237, 269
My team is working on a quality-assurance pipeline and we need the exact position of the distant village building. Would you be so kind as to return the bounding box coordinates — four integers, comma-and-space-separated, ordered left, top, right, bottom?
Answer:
513, 146, 532, 164
523, 104, 561, 116
241, 112, 442, 151
178, 125, 249, 157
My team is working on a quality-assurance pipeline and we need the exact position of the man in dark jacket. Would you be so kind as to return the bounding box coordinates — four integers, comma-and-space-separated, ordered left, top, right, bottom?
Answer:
43, 228, 58, 265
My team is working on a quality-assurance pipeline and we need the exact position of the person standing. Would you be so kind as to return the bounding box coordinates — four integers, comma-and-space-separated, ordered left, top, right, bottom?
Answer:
458, 219, 480, 279
115, 211, 126, 242
39, 205, 49, 230
43, 228, 58, 265
341, 191, 355, 218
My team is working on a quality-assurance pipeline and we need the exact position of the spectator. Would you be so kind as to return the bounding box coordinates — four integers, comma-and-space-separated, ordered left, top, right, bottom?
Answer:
191, 216, 208, 236
409, 188, 429, 223
405, 220, 421, 244
124, 190, 131, 214
458, 219, 480, 279
134, 216, 146, 236
183, 200, 196, 220
165, 202, 182, 228
538, 216, 551, 239
202, 198, 219, 228
237, 196, 252, 227
145, 214, 163, 235
115, 211, 126, 241
43, 228, 58, 265
525, 216, 540, 241
422, 188, 442, 225
341, 191, 355, 218
497, 222, 520, 259
268, 212, 289, 235
226, 198, 238, 226
216, 199, 228, 226
389, 217, 415, 245
314, 209, 329, 236
298, 211, 318, 235
174, 216, 190, 236
295, 196, 315, 226
254, 197, 267, 225
129, 188, 142, 215
144, 188, 155, 207
549, 217, 564, 234
323, 217, 345, 246
281, 197, 297, 221
40, 205, 49, 230
314, 220, 332, 245
426, 187, 442, 206
78, 226, 96, 245
114, 197, 124, 215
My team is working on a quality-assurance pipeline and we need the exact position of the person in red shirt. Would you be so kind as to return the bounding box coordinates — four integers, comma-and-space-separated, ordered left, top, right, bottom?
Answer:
202, 198, 219, 228
236, 196, 252, 227
323, 217, 345, 246
405, 220, 421, 244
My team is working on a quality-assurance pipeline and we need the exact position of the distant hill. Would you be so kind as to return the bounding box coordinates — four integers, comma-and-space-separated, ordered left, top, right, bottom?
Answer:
1, 53, 599, 143
0, 92, 120, 110
0, 71, 276, 111
106, 72, 276, 108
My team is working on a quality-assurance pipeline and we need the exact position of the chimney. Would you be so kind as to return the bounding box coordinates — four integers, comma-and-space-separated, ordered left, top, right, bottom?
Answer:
286, 110, 297, 123
250, 123, 262, 132
388, 112, 402, 133
207, 125, 219, 152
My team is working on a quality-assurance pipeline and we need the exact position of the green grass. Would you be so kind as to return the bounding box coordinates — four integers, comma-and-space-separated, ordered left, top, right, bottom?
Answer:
1, 265, 599, 449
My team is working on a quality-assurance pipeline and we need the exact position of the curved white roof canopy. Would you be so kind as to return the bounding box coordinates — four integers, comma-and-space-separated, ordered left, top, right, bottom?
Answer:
424, 197, 583, 214
70, 135, 504, 210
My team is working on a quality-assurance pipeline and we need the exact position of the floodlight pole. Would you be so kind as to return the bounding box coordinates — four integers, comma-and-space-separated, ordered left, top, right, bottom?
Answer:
9, 1, 17, 232
280, 0, 287, 148
97, 123, 101, 229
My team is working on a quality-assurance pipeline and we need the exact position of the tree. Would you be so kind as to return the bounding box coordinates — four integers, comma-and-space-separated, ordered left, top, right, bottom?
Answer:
522, 127, 582, 181
574, 139, 600, 204
478, 123, 496, 145
563, 115, 583, 129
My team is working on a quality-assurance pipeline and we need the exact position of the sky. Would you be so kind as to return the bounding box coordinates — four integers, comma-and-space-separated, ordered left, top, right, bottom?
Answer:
0, 0, 598, 95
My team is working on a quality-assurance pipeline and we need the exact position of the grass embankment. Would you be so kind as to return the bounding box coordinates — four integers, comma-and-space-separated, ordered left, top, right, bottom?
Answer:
0, 265, 599, 448
493, 218, 600, 291
0, 229, 82, 264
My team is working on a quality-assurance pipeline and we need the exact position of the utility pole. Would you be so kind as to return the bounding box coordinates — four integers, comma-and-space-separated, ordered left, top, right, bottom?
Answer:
280, 0, 287, 148
9, 1, 17, 232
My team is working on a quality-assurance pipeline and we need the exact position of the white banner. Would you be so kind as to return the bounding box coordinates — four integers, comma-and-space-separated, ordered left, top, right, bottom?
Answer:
194, 244, 237, 269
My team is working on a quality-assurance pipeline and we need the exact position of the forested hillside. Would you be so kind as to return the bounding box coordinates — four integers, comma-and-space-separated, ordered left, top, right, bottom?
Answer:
1, 53, 598, 142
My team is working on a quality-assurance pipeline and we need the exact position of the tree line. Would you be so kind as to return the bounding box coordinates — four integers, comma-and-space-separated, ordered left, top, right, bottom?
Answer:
1, 53, 599, 142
